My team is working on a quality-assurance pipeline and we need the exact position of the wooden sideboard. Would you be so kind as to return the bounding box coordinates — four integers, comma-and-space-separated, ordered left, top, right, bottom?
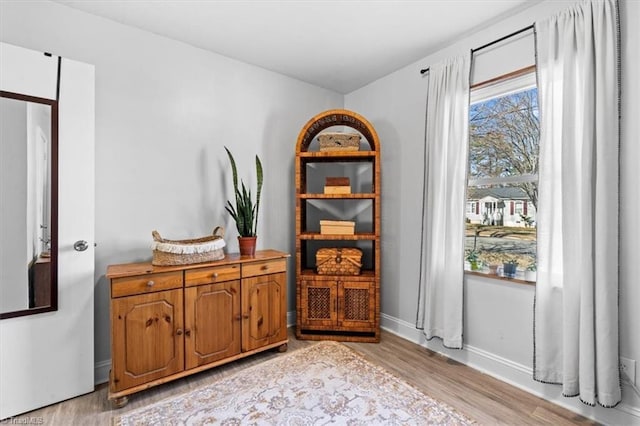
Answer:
106, 249, 289, 407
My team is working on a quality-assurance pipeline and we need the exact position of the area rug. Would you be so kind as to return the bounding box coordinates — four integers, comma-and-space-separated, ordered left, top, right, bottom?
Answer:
113, 341, 474, 425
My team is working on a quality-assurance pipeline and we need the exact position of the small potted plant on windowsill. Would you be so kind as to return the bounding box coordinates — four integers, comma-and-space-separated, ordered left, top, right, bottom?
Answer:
525, 261, 537, 282
224, 146, 263, 256
503, 258, 518, 278
466, 250, 482, 271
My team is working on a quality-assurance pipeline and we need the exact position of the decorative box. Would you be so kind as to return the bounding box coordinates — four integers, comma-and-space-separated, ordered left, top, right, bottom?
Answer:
324, 176, 351, 194
320, 220, 355, 235
316, 247, 363, 275
318, 132, 361, 151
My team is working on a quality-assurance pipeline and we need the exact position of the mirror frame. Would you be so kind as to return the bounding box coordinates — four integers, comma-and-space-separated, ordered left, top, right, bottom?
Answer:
0, 90, 58, 319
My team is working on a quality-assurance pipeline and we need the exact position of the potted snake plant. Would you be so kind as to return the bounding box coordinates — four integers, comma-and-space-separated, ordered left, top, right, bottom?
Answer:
224, 146, 263, 256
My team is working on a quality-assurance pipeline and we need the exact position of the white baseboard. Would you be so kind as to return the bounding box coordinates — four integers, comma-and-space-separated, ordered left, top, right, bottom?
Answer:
380, 313, 640, 425
94, 359, 110, 385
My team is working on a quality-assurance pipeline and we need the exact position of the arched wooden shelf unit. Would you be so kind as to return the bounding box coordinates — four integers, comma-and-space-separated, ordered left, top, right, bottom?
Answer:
295, 109, 381, 342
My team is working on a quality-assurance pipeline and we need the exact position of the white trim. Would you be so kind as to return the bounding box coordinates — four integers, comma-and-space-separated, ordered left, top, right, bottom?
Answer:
287, 310, 296, 328
380, 313, 640, 425
94, 360, 110, 385
471, 71, 536, 104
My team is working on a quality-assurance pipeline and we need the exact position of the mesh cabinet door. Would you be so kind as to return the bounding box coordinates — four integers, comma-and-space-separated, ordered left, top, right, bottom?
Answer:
300, 280, 337, 327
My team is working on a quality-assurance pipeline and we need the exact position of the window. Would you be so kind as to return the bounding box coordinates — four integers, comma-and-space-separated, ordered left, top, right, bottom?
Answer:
465, 70, 539, 278
466, 201, 477, 215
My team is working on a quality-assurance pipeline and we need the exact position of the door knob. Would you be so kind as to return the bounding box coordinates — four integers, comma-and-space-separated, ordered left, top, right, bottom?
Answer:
74, 240, 89, 252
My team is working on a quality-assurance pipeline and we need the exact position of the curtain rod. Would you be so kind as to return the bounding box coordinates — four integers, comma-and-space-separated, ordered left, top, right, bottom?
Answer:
471, 24, 534, 54
419, 23, 534, 75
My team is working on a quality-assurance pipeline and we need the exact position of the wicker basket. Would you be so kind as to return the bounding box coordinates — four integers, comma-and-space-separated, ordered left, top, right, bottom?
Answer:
318, 132, 361, 152
316, 247, 362, 275
151, 227, 226, 266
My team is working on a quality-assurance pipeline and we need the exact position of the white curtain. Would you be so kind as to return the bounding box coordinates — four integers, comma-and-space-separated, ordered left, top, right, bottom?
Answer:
416, 55, 470, 349
534, 0, 621, 407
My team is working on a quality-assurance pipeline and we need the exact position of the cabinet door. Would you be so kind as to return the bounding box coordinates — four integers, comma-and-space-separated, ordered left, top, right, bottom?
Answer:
299, 280, 337, 327
268, 272, 288, 344
111, 289, 184, 392
184, 281, 241, 369
241, 272, 287, 352
338, 280, 376, 329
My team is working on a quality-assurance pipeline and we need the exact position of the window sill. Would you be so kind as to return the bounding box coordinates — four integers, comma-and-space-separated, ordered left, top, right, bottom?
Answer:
464, 270, 536, 287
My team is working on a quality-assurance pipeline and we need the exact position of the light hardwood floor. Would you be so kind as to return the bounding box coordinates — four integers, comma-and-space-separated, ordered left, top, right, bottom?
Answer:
8, 328, 596, 425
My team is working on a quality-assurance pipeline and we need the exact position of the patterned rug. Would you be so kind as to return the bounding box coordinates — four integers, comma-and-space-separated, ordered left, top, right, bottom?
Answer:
113, 341, 474, 425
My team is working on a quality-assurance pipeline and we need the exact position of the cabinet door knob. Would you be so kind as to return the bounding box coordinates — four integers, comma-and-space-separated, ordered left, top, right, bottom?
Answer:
176, 329, 183, 336
261, 265, 269, 271
185, 329, 191, 337
147, 280, 155, 287
212, 272, 219, 279
242, 314, 250, 319
235, 314, 242, 321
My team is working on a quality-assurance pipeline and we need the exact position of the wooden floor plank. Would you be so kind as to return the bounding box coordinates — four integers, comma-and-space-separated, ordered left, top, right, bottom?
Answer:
4, 328, 595, 425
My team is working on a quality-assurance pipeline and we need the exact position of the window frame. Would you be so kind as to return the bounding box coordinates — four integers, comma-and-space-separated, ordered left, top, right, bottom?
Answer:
465, 68, 539, 284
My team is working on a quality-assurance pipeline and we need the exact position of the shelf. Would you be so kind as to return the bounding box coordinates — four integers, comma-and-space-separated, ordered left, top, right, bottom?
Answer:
298, 193, 377, 200
295, 109, 380, 343
298, 151, 376, 162
298, 232, 376, 240
300, 269, 375, 279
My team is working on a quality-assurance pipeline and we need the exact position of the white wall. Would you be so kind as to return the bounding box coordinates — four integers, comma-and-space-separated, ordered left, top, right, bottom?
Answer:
0, 0, 342, 380
346, 0, 640, 424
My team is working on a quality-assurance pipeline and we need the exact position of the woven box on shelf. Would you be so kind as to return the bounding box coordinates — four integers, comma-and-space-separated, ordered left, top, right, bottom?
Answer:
151, 227, 226, 266
317, 132, 361, 152
316, 247, 362, 275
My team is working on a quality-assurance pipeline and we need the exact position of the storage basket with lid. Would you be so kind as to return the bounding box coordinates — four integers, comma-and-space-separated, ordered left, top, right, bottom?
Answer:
317, 132, 361, 152
316, 247, 362, 275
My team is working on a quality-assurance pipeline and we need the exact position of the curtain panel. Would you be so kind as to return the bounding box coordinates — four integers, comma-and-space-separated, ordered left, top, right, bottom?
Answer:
416, 55, 470, 349
534, 0, 621, 407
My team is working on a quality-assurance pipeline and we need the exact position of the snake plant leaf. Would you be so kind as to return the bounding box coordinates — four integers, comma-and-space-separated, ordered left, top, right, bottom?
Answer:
225, 146, 239, 192
254, 155, 263, 235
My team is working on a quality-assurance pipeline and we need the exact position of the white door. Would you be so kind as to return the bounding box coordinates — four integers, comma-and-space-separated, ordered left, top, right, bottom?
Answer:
0, 42, 95, 418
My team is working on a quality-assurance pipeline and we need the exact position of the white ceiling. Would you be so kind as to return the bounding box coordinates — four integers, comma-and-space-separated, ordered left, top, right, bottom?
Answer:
55, 0, 539, 94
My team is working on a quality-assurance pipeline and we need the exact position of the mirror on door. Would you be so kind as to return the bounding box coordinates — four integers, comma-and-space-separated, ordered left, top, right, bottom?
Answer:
1, 91, 58, 319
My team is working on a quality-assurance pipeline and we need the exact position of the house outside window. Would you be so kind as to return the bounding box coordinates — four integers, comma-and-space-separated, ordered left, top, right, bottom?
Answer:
465, 70, 539, 278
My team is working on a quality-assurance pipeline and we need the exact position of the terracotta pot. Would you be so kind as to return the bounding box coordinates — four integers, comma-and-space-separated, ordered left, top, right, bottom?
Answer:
238, 236, 257, 256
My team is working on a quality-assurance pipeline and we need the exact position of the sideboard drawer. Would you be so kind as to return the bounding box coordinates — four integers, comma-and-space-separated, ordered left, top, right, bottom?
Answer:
242, 259, 287, 278
185, 264, 241, 287
111, 271, 183, 298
